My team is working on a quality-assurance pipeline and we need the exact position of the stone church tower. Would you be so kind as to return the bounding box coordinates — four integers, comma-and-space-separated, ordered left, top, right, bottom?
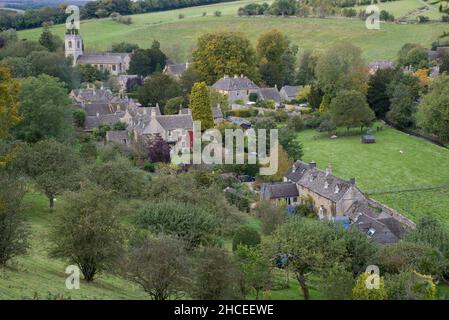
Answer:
65, 29, 83, 66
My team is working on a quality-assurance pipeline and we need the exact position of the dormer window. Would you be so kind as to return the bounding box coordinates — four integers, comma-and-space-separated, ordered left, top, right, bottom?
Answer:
334, 185, 340, 193
367, 228, 376, 237
324, 181, 329, 189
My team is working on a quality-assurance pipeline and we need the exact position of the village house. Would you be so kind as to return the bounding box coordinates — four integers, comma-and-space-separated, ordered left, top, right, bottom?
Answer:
260, 160, 414, 244
279, 85, 301, 102
163, 62, 189, 79
367, 60, 395, 75
65, 29, 131, 75
212, 75, 260, 104
258, 87, 282, 108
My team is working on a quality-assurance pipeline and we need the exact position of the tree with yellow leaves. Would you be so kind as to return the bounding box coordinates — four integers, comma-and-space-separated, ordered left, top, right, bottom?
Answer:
0, 67, 21, 166
414, 68, 431, 92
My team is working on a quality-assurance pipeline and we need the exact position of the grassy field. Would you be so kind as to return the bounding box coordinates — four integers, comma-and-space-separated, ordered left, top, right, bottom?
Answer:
297, 126, 449, 227
18, 0, 448, 62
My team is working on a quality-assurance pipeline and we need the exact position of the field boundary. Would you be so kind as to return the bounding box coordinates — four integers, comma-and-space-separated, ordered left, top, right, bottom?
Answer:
365, 183, 449, 195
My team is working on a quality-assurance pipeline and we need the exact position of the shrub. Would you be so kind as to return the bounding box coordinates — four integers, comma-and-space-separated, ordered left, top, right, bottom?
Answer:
286, 115, 304, 132
214, 11, 222, 16
135, 201, 220, 247
178, 14, 185, 19
72, 109, 86, 128
143, 161, 155, 172
232, 225, 261, 251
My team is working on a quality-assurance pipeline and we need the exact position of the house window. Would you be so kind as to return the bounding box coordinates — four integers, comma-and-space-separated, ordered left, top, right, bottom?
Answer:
293, 197, 298, 203
68, 41, 72, 49
112, 65, 117, 71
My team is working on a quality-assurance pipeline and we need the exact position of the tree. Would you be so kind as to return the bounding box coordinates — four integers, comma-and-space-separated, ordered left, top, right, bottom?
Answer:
386, 82, 415, 129
78, 64, 107, 83
385, 270, 436, 300
49, 183, 125, 282
235, 245, 271, 299
330, 90, 375, 131
189, 82, 214, 130
38, 26, 62, 52
417, 75, 449, 142
179, 67, 204, 97
266, 216, 346, 300
232, 225, 261, 251
256, 29, 297, 87
0, 172, 28, 265
17, 140, 81, 208
147, 134, 171, 163
397, 43, 429, 70
278, 128, 303, 161
404, 216, 449, 257
164, 96, 185, 115
0, 67, 21, 139
111, 42, 139, 53
192, 32, 259, 84
14, 75, 73, 143
439, 52, 449, 74
122, 236, 188, 300
296, 50, 316, 85
318, 263, 354, 300
269, 0, 298, 16
87, 157, 149, 199
138, 73, 181, 108
128, 40, 167, 76
72, 109, 86, 128
189, 246, 243, 299
0, 67, 21, 166
135, 201, 220, 248
342, 229, 378, 276
315, 42, 368, 98
352, 272, 388, 300
367, 68, 396, 119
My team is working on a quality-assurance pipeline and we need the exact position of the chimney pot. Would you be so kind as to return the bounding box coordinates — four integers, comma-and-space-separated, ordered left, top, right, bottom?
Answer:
309, 161, 316, 168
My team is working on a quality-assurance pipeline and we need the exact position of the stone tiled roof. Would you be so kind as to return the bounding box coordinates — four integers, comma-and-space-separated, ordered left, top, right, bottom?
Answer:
280, 85, 301, 98
77, 53, 129, 65
84, 114, 120, 130
261, 182, 299, 199
165, 63, 188, 76
367, 60, 395, 72
259, 87, 281, 103
156, 114, 193, 131
106, 130, 129, 144
286, 160, 353, 202
212, 75, 259, 91
84, 103, 111, 116
72, 88, 114, 103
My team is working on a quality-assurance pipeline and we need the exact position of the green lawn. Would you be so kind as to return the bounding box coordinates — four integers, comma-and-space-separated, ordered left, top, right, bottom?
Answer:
18, 0, 447, 62
297, 126, 449, 227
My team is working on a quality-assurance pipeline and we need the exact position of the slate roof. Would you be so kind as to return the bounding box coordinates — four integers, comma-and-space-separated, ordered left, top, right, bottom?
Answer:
77, 52, 129, 65
280, 85, 301, 98
156, 114, 193, 131
84, 103, 111, 116
212, 75, 259, 91
72, 88, 114, 103
106, 130, 129, 144
259, 87, 281, 103
84, 114, 120, 130
261, 182, 299, 199
367, 60, 395, 72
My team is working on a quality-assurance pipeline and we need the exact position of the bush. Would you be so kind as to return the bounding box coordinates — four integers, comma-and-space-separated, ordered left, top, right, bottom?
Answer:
202, 12, 207, 16
232, 225, 261, 251
178, 14, 185, 19
72, 109, 86, 128
135, 201, 220, 247
417, 15, 430, 23
304, 112, 322, 129
286, 115, 304, 132
249, 92, 259, 102
143, 161, 155, 172
214, 11, 222, 16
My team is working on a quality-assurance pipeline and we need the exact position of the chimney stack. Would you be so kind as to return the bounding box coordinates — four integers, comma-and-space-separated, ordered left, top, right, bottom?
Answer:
325, 164, 332, 176
309, 161, 316, 169
350, 177, 356, 185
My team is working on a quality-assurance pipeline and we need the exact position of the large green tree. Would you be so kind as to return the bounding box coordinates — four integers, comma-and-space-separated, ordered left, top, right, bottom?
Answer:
38, 26, 62, 52
138, 73, 181, 108
265, 217, 346, 300
14, 75, 73, 143
49, 183, 125, 282
192, 32, 259, 84
256, 29, 297, 87
128, 40, 167, 77
17, 139, 81, 208
315, 42, 367, 98
417, 75, 449, 142
386, 82, 416, 129
330, 90, 375, 130
367, 68, 396, 119
296, 49, 316, 85
189, 82, 214, 130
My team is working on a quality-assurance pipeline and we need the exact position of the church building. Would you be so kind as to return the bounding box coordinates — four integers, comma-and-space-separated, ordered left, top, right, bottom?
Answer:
65, 29, 131, 76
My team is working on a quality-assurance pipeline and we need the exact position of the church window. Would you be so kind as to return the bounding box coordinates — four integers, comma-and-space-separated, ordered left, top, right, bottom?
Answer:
77, 41, 80, 49
68, 41, 72, 49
